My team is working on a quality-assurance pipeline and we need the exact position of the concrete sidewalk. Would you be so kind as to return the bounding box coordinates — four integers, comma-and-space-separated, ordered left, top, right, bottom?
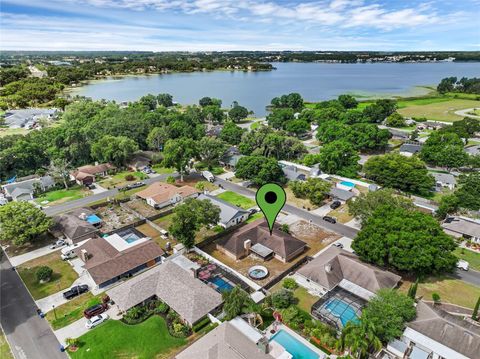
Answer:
9, 245, 62, 267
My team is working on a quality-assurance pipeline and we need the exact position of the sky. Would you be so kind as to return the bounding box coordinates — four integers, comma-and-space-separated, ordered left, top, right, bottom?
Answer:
0, 0, 479, 51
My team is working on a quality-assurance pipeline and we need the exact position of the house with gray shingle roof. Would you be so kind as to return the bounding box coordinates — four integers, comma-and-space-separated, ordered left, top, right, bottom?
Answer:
1, 175, 55, 201
431, 172, 457, 191
328, 187, 355, 202
107, 258, 223, 326
3, 108, 57, 128
399, 142, 423, 157
197, 194, 250, 228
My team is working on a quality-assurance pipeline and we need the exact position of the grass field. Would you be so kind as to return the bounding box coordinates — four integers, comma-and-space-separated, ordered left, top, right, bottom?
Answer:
17, 252, 78, 300
70, 316, 187, 359
0, 329, 13, 359
216, 191, 255, 209
454, 248, 480, 271
0, 127, 29, 138
400, 275, 480, 309
46, 293, 102, 330
397, 98, 480, 122
151, 165, 175, 174
99, 171, 149, 189
35, 185, 91, 206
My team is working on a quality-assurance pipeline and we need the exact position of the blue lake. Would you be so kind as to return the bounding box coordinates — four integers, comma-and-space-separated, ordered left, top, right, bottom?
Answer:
70, 62, 480, 116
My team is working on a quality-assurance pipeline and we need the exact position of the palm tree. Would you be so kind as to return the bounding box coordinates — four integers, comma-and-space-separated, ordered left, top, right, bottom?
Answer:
339, 317, 382, 359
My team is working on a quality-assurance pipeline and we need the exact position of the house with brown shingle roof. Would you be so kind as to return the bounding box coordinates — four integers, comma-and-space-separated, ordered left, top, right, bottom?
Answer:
386, 301, 480, 359
70, 162, 116, 185
216, 219, 307, 263
74, 232, 164, 288
107, 258, 222, 326
297, 246, 401, 300
52, 208, 100, 244
136, 182, 199, 208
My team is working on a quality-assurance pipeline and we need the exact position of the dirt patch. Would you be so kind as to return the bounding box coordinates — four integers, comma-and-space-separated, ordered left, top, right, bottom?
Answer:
124, 198, 162, 217
96, 204, 141, 232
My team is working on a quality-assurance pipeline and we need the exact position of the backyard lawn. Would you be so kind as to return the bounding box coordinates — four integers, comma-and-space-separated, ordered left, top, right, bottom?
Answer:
271, 279, 320, 313
454, 248, 480, 271
99, 171, 149, 189
35, 185, 91, 206
400, 275, 480, 309
216, 191, 255, 209
0, 329, 13, 359
17, 252, 78, 300
46, 293, 102, 330
70, 316, 187, 359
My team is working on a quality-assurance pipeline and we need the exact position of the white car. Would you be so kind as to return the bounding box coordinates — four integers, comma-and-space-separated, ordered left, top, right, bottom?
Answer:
457, 260, 469, 271
49, 239, 66, 249
85, 313, 109, 329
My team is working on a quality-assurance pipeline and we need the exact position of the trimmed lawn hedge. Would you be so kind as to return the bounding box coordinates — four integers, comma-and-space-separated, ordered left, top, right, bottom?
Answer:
70, 316, 187, 359
17, 252, 78, 300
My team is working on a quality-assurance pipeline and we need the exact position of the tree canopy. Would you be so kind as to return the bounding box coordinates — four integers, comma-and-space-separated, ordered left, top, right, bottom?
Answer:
420, 131, 468, 170
235, 155, 286, 186
290, 178, 331, 206
318, 140, 360, 177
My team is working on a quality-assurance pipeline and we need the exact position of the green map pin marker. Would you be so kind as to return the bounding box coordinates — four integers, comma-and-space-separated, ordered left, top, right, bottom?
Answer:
256, 183, 286, 235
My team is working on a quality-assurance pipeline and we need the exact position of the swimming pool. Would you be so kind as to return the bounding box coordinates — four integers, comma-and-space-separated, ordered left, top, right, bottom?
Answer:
122, 232, 141, 244
324, 298, 359, 327
270, 329, 319, 359
208, 276, 234, 292
339, 181, 355, 188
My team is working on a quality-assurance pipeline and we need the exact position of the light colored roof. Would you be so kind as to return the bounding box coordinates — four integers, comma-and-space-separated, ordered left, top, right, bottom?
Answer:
217, 219, 307, 260
136, 182, 198, 204
71, 163, 115, 179
399, 143, 422, 154
76, 237, 164, 285
442, 217, 480, 238
282, 165, 307, 181
432, 172, 456, 185
175, 321, 274, 359
197, 194, 249, 225
329, 187, 355, 201
2, 176, 55, 198
107, 260, 222, 324
3, 108, 57, 127
406, 301, 480, 359
297, 246, 401, 294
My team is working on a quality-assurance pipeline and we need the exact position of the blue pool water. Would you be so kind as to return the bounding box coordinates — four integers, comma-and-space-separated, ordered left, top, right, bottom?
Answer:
270, 330, 319, 359
208, 276, 234, 292
339, 181, 355, 188
123, 233, 141, 244
324, 299, 359, 327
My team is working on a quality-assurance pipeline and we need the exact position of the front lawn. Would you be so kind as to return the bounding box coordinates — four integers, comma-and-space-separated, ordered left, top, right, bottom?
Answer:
454, 248, 480, 271
0, 329, 13, 359
151, 164, 175, 174
17, 252, 78, 300
99, 171, 149, 189
46, 293, 102, 330
35, 185, 91, 206
327, 204, 354, 224
216, 191, 255, 209
400, 275, 480, 309
70, 316, 187, 359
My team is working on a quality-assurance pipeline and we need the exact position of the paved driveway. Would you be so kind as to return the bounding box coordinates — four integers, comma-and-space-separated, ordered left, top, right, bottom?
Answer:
1, 250, 67, 359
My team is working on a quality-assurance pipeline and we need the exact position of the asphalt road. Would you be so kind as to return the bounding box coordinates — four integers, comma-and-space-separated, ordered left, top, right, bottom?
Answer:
0, 251, 67, 359
453, 268, 480, 287
214, 178, 359, 239
43, 173, 172, 216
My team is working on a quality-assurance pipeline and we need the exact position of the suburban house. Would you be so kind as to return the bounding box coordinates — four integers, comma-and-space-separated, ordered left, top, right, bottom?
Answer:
70, 163, 116, 186
127, 151, 154, 171
2, 108, 58, 128
399, 142, 423, 157
416, 121, 447, 131
465, 144, 480, 156
431, 172, 457, 191
75, 229, 165, 288
296, 246, 401, 300
441, 217, 480, 244
386, 301, 480, 359
205, 123, 223, 137
136, 182, 199, 208
1, 175, 55, 202
328, 187, 355, 202
52, 208, 101, 244
281, 164, 307, 181
216, 219, 307, 263
107, 257, 223, 326
197, 194, 250, 228
220, 147, 244, 169
176, 318, 286, 359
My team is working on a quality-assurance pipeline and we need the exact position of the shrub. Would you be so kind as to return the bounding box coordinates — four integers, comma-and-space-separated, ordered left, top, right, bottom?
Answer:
172, 322, 188, 337
166, 176, 176, 184
272, 289, 295, 309
125, 174, 135, 181
66, 337, 80, 347
282, 278, 298, 290
167, 310, 179, 321
432, 293, 441, 304
36, 266, 53, 282
195, 181, 206, 191
279, 224, 290, 234
155, 302, 169, 314
192, 317, 211, 332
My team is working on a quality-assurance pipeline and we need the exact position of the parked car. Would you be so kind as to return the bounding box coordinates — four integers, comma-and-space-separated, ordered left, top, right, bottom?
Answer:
87, 184, 96, 190
457, 260, 469, 271
330, 200, 341, 209
323, 216, 337, 224
333, 243, 344, 248
142, 167, 152, 174
63, 285, 89, 300
126, 181, 145, 190
49, 239, 66, 249
84, 304, 108, 319
85, 313, 109, 329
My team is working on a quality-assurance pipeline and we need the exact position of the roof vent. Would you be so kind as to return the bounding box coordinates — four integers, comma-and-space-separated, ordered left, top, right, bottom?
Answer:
325, 264, 332, 273
244, 239, 252, 251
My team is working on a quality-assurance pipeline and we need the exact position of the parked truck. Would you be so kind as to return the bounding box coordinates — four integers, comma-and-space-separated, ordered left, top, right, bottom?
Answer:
61, 244, 80, 260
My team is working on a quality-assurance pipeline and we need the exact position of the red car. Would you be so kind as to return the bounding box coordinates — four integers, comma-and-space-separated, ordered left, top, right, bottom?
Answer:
83, 304, 107, 319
